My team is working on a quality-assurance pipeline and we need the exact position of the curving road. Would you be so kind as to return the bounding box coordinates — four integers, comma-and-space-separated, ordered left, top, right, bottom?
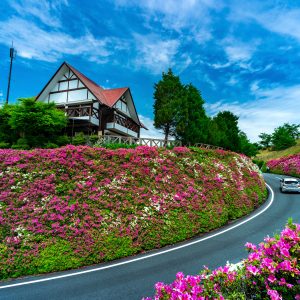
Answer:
1, 173, 299, 300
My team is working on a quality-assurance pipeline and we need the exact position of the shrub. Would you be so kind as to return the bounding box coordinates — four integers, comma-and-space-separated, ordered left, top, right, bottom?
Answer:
267, 154, 300, 177
11, 144, 30, 150
71, 132, 86, 145
0, 142, 10, 149
144, 221, 300, 300
88, 134, 99, 144
253, 159, 268, 173
56, 135, 71, 146
43, 142, 59, 149
11, 138, 30, 150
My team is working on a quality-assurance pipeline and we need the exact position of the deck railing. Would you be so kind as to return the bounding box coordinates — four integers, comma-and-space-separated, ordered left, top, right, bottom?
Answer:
95, 135, 181, 147
94, 135, 224, 150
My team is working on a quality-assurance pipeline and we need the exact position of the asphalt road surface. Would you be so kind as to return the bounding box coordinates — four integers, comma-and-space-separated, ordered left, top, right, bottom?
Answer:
1, 173, 299, 300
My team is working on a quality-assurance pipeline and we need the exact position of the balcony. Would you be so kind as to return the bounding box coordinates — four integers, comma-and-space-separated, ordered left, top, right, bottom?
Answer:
106, 113, 139, 138
62, 105, 99, 126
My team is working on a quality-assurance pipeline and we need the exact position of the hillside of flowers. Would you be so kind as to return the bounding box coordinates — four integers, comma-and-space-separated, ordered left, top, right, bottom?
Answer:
267, 153, 300, 177
0, 145, 266, 279
144, 221, 300, 300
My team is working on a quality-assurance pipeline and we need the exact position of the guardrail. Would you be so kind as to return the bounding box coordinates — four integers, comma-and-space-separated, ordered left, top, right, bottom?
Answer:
95, 135, 182, 147
94, 135, 224, 150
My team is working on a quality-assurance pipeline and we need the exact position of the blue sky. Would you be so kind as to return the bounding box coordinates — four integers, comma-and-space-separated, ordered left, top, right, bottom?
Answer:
0, 0, 300, 141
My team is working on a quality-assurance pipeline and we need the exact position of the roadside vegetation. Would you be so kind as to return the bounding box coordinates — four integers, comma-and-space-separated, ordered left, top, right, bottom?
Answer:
0, 145, 266, 279
144, 220, 300, 300
267, 154, 300, 178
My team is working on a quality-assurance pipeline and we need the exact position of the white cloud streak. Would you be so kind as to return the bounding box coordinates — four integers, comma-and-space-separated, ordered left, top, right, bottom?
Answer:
115, 0, 220, 43
9, 0, 68, 28
206, 84, 300, 142
0, 17, 125, 63
133, 34, 184, 74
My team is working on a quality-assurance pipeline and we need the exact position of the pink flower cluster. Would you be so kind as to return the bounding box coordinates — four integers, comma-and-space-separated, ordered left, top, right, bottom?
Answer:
267, 154, 300, 177
145, 222, 300, 300
0, 145, 266, 279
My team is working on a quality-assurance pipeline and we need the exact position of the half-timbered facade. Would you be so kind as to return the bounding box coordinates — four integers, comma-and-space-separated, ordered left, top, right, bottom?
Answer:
36, 62, 146, 137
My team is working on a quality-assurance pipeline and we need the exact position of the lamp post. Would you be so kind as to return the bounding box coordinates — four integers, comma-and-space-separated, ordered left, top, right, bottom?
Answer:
6, 43, 17, 104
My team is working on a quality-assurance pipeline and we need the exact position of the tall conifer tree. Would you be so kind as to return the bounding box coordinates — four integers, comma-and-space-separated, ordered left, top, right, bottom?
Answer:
153, 69, 184, 145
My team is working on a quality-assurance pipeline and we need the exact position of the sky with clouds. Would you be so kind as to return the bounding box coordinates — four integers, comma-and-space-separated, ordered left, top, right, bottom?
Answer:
0, 0, 299, 141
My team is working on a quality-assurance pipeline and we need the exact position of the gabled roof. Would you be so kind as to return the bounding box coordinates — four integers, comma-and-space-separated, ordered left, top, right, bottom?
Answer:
102, 87, 128, 107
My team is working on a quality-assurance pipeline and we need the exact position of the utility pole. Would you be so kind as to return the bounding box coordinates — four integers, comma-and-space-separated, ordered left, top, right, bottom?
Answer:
6, 43, 17, 104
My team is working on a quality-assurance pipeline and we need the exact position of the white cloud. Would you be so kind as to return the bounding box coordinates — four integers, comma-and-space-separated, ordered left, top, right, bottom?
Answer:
221, 37, 260, 68
230, 4, 300, 44
225, 44, 253, 62
210, 62, 231, 69
0, 17, 125, 63
227, 75, 238, 86
139, 115, 165, 139
250, 81, 260, 93
9, 0, 68, 28
133, 34, 180, 74
206, 84, 300, 142
115, 0, 221, 44
252, 9, 300, 43
203, 74, 216, 90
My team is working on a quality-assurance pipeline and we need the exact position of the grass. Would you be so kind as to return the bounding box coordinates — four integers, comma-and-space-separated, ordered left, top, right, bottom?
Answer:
255, 139, 300, 162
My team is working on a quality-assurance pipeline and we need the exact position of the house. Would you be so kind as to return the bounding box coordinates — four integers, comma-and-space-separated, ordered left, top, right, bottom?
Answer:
36, 62, 146, 138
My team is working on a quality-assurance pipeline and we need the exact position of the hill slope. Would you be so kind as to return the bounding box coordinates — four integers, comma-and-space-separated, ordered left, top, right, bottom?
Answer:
0, 146, 266, 279
256, 139, 300, 162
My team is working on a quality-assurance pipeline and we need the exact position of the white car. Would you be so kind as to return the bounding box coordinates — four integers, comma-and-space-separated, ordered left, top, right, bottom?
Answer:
280, 178, 300, 193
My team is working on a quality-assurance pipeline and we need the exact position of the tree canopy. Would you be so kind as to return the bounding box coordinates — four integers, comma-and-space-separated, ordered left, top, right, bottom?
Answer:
175, 84, 208, 145
153, 69, 259, 156
153, 69, 183, 144
258, 123, 299, 151
212, 111, 241, 151
0, 97, 67, 148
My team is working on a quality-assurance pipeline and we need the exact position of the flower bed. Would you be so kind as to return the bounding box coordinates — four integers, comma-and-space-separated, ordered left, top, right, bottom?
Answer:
267, 154, 300, 177
0, 145, 266, 279
144, 221, 300, 300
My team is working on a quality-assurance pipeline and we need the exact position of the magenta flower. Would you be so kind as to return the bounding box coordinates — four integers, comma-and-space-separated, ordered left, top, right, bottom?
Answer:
267, 289, 282, 300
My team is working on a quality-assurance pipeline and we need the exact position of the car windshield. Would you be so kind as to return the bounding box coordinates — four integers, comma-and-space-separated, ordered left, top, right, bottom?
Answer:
284, 180, 298, 184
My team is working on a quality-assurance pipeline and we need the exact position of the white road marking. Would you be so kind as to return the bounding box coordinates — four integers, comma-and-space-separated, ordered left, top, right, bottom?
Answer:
0, 183, 275, 289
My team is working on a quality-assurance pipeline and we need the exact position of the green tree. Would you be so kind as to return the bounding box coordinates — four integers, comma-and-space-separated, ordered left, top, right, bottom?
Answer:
271, 125, 297, 151
0, 104, 16, 145
175, 84, 208, 145
258, 132, 272, 149
280, 123, 300, 139
153, 69, 184, 145
207, 117, 223, 146
9, 97, 67, 147
212, 111, 241, 151
239, 131, 259, 157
